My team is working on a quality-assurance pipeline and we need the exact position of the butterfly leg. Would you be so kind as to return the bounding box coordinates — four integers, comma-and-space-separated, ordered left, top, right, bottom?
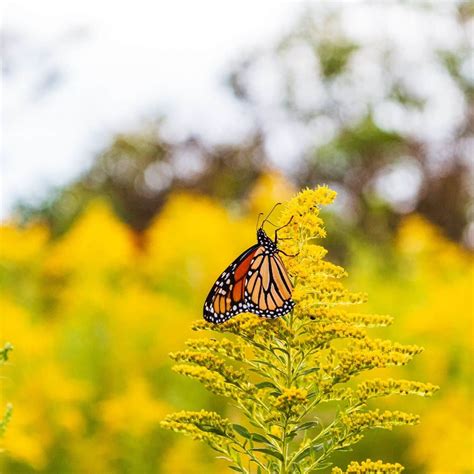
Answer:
277, 249, 300, 258
274, 216, 294, 243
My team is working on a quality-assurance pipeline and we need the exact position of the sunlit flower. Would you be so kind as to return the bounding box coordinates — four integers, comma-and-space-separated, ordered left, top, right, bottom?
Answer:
162, 185, 436, 472
332, 459, 404, 474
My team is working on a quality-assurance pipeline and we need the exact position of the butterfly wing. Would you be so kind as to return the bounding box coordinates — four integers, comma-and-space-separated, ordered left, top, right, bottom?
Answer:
203, 244, 260, 323
244, 252, 295, 319
204, 244, 295, 323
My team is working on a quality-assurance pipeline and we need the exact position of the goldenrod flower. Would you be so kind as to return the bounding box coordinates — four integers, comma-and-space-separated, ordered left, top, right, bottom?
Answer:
275, 387, 308, 414
332, 459, 405, 474
162, 186, 438, 473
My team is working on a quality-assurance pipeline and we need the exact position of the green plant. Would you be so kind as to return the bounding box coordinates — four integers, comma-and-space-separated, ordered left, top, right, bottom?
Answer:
0, 343, 13, 437
161, 187, 438, 473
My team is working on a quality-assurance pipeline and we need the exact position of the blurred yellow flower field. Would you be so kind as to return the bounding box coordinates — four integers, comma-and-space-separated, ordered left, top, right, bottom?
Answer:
1, 175, 472, 473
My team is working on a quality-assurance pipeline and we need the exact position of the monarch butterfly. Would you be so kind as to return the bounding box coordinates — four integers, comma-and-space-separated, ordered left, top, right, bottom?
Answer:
203, 206, 295, 324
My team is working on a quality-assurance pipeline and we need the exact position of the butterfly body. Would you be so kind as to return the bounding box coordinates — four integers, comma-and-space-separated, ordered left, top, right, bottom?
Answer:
203, 227, 294, 324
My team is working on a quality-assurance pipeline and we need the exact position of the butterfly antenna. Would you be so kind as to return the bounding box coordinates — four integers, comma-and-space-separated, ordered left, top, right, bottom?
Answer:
261, 202, 282, 228
255, 212, 264, 231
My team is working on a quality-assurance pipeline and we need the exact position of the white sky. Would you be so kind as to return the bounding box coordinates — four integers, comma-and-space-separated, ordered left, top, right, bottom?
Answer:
1, 1, 469, 220
2, 0, 301, 217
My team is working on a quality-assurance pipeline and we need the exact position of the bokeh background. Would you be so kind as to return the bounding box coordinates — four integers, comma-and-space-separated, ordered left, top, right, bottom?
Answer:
1, 1, 473, 473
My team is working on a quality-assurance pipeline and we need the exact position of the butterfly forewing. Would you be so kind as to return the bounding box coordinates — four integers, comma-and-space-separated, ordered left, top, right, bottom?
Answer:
203, 244, 260, 323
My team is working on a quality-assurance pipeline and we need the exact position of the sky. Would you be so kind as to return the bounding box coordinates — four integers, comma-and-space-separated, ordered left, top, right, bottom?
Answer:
1, 1, 469, 220
2, 0, 300, 217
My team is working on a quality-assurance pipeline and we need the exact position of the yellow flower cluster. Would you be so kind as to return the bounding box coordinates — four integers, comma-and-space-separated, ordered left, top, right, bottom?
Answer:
275, 387, 308, 414
302, 308, 394, 327
332, 459, 404, 474
161, 410, 234, 452
184, 338, 246, 361
170, 350, 246, 385
277, 186, 336, 257
0, 183, 270, 473
162, 185, 438, 472
0, 222, 48, 263
356, 378, 438, 402
349, 214, 473, 471
1, 175, 460, 473
162, 409, 232, 433
341, 410, 419, 432
193, 312, 292, 343
302, 322, 366, 348
323, 339, 423, 383
172, 365, 244, 399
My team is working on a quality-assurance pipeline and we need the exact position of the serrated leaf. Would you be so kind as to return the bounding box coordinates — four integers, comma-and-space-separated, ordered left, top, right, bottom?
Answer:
251, 448, 284, 462
232, 423, 251, 439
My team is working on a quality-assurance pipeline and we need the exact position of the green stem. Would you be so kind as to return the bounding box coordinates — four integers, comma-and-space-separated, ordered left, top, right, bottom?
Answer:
279, 310, 296, 474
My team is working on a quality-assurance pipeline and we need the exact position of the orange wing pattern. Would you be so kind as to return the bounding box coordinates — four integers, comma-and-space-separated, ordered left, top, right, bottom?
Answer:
203, 239, 294, 324
244, 252, 294, 318
204, 245, 260, 323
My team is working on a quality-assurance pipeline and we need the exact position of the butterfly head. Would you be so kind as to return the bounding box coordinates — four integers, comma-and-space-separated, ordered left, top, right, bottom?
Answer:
257, 228, 277, 253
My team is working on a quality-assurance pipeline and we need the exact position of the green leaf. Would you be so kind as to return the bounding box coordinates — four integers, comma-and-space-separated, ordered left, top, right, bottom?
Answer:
232, 423, 251, 439
310, 461, 333, 471
255, 381, 280, 391
267, 432, 282, 441
295, 421, 320, 432
198, 425, 226, 436
292, 443, 324, 464
251, 359, 273, 368
299, 367, 320, 377
250, 433, 273, 445
229, 466, 244, 473
251, 448, 284, 462
292, 446, 312, 464
272, 347, 290, 357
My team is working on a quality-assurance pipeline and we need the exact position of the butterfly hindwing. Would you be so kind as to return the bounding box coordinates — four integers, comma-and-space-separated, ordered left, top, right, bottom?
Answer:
244, 253, 294, 319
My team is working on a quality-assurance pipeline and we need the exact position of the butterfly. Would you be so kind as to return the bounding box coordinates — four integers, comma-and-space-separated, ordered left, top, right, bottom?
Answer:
203, 205, 295, 324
